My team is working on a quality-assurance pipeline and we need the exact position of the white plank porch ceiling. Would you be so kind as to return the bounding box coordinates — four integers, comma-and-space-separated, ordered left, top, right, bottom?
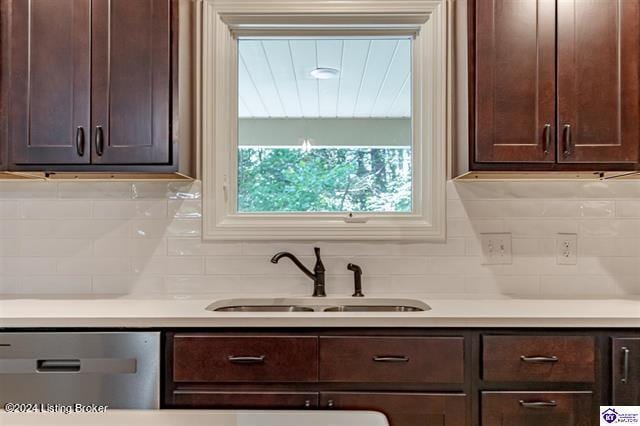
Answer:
238, 39, 412, 118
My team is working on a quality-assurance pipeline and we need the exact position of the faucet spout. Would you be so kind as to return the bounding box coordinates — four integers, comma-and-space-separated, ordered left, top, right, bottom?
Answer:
270, 252, 314, 280
270, 248, 327, 297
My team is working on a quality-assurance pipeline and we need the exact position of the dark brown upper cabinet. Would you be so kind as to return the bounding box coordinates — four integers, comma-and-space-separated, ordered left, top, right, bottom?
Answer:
471, 0, 640, 170
8, 0, 91, 165
91, 0, 171, 165
557, 0, 640, 164
3, 0, 179, 172
474, 0, 556, 164
612, 337, 640, 405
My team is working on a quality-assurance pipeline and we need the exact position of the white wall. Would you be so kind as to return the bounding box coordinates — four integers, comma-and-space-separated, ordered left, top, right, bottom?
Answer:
0, 179, 638, 298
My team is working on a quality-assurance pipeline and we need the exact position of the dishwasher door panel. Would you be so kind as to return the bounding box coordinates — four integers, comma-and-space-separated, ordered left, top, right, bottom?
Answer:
0, 332, 160, 409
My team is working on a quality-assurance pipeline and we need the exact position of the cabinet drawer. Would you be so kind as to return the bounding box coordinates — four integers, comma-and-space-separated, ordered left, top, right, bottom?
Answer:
319, 336, 464, 384
171, 391, 318, 409
483, 335, 595, 383
172, 335, 318, 383
481, 391, 593, 426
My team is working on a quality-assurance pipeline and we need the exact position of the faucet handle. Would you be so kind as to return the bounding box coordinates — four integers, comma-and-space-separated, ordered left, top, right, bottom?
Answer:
313, 247, 321, 259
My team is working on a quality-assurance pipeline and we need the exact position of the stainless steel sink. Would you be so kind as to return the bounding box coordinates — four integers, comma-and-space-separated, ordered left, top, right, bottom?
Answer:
207, 298, 430, 313
214, 305, 315, 312
323, 305, 424, 312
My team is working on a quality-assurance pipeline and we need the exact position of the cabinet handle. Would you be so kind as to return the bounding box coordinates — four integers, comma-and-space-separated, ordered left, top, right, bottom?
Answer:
543, 124, 551, 154
95, 125, 104, 156
520, 355, 559, 363
519, 400, 557, 408
373, 355, 410, 363
621, 346, 630, 384
327, 400, 334, 408
563, 124, 572, 156
304, 400, 311, 408
227, 355, 265, 364
75, 127, 85, 156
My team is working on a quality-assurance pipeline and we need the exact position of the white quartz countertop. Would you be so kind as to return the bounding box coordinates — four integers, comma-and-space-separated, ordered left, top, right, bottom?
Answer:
0, 410, 388, 426
1, 293, 638, 328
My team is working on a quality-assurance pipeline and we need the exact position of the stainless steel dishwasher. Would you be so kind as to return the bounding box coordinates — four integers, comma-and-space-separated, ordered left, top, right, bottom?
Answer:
0, 332, 160, 409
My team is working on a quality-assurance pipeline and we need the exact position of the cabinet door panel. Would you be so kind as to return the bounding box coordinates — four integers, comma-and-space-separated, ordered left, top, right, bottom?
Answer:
557, 0, 640, 163
320, 392, 467, 426
8, 0, 91, 164
482, 392, 592, 426
613, 337, 640, 405
91, 0, 171, 165
171, 391, 319, 409
474, 0, 556, 163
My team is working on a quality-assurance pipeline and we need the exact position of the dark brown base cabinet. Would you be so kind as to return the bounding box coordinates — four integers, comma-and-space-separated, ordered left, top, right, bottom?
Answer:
612, 337, 640, 405
482, 392, 593, 426
164, 330, 639, 426
321, 392, 467, 426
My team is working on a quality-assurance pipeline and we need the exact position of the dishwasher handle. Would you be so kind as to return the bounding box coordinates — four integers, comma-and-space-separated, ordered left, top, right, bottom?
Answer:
37, 359, 81, 372
0, 358, 137, 374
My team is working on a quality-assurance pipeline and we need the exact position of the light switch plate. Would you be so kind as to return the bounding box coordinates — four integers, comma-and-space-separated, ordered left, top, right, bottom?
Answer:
480, 233, 512, 265
556, 233, 578, 265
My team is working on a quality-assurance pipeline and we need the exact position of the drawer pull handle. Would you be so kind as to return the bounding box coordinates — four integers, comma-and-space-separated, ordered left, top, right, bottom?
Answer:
520, 355, 558, 363
519, 400, 557, 408
227, 355, 265, 364
373, 355, 409, 363
621, 346, 630, 384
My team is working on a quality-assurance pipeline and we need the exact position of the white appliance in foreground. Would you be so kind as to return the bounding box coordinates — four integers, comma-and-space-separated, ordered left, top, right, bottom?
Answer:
0, 410, 389, 426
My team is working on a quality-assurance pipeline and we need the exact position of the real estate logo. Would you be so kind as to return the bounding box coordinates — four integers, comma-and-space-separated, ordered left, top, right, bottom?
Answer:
603, 408, 619, 424
601, 407, 640, 425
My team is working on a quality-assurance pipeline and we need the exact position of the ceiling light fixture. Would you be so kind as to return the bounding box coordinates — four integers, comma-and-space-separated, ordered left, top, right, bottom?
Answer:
310, 67, 340, 80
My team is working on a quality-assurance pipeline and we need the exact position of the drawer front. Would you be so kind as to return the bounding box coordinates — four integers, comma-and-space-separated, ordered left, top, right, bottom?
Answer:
483, 335, 595, 383
172, 335, 318, 383
481, 391, 593, 426
171, 391, 318, 409
319, 336, 465, 384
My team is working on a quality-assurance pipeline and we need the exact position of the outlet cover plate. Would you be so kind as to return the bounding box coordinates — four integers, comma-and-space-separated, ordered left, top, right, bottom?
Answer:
556, 233, 578, 265
480, 233, 512, 265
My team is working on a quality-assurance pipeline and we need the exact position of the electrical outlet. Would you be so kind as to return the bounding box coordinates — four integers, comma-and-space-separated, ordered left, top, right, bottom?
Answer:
556, 233, 577, 265
481, 233, 512, 265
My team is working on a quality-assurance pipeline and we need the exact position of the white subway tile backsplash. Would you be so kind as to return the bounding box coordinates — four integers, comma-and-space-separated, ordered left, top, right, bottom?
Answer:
616, 201, 640, 218
0, 180, 638, 297
58, 182, 133, 199
168, 200, 202, 218
168, 238, 242, 256
20, 200, 92, 219
93, 200, 167, 219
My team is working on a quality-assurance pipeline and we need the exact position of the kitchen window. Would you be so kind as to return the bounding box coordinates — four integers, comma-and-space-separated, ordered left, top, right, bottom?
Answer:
201, 0, 449, 240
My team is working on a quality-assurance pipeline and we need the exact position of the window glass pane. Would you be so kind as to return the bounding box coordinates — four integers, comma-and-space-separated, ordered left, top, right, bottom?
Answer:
237, 38, 412, 213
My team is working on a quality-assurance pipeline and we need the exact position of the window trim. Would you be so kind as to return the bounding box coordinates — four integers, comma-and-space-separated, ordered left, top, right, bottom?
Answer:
201, 0, 450, 241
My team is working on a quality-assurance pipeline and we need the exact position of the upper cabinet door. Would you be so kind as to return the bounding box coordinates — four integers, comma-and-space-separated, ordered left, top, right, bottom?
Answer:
557, 0, 640, 164
91, 0, 172, 165
474, 0, 556, 163
8, 0, 91, 164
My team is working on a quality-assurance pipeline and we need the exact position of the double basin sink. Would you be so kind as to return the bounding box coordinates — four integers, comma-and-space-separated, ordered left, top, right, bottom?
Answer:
207, 298, 430, 313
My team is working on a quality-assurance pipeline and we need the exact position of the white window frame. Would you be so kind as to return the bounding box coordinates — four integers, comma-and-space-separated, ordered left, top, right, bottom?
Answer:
201, 0, 450, 241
